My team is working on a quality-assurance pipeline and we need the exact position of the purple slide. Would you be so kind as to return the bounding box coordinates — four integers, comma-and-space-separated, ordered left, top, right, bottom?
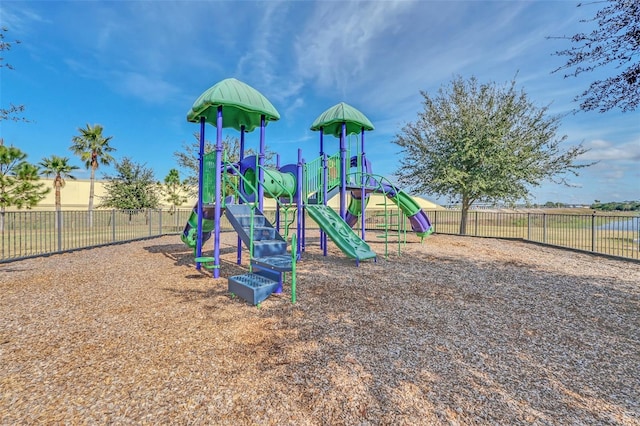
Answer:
345, 157, 433, 237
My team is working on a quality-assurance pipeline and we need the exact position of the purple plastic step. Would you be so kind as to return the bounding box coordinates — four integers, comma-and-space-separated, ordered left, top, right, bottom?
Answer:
253, 240, 287, 257
251, 254, 292, 272
233, 214, 267, 228
243, 226, 277, 241
228, 273, 280, 305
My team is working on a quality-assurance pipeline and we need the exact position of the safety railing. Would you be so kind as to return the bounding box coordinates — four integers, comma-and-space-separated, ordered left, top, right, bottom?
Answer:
327, 152, 341, 193
0, 209, 193, 262
304, 152, 343, 205
2, 208, 637, 263
304, 156, 322, 202
362, 209, 639, 261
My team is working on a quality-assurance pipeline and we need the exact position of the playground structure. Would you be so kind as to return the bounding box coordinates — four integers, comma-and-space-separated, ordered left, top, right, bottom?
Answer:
181, 78, 433, 305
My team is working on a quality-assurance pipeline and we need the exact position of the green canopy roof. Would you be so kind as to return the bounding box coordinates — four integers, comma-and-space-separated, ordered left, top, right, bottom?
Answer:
186, 78, 280, 132
309, 102, 374, 137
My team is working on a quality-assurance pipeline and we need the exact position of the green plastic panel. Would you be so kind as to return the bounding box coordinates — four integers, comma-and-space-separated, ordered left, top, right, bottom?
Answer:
187, 78, 280, 132
310, 102, 374, 137
202, 151, 217, 204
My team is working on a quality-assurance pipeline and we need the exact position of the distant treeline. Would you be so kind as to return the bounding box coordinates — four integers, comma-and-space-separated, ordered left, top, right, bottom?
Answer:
590, 201, 640, 212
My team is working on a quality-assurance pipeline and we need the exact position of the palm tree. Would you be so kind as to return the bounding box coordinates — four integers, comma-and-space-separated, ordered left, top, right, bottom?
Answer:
70, 124, 115, 226
40, 155, 80, 230
1, 140, 50, 231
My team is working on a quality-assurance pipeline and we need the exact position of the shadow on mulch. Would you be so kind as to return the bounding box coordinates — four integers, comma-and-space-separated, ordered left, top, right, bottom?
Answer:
0, 267, 28, 273
143, 242, 239, 269
161, 285, 228, 303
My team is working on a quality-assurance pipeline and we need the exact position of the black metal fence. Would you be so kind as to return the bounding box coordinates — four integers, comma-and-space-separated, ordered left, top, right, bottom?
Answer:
1, 208, 638, 262
0, 209, 193, 261
364, 209, 639, 261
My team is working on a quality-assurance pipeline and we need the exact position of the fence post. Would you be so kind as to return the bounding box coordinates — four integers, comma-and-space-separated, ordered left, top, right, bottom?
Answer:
112, 209, 116, 242
148, 209, 152, 237
527, 212, 530, 241
159, 210, 163, 235
591, 212, 596, 253
543, 213, 547, 244
637, 216, 640, 253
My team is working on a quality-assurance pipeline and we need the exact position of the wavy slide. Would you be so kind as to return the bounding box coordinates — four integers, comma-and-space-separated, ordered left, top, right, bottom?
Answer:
306, 204, 377, 261
347, 187, 433, 238
345, 157, 433, 238
181, 203, 216, 249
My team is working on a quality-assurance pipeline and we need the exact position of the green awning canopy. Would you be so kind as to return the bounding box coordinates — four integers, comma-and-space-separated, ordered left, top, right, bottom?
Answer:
310, 102, 374, 137
187, 78, 280, 132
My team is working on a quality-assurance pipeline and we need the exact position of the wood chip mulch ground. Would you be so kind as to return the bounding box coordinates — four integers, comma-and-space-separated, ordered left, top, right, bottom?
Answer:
1, 232, 639, 425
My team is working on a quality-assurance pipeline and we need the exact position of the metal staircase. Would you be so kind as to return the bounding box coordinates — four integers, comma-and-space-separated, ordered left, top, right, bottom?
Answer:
224, 203, 294, 305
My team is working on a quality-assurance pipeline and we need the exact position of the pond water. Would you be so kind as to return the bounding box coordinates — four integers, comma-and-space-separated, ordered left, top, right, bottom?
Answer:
597, 217, 640, 231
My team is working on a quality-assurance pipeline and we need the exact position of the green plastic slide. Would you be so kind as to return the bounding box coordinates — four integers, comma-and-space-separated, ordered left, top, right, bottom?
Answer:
390, 190, 421, 217
306, 205, 377, 261
181, 205, 215, 249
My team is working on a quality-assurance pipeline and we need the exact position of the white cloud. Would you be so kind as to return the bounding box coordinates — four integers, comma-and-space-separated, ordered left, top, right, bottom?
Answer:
294, 1, 415, 93
112, 71, 180, 104
284, 97, 305, 120
581, 139, 640, 161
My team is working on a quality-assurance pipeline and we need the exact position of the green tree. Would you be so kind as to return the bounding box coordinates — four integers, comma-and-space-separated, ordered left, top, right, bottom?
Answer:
70, 124, 115, 226
162, 168, 189, 213
100, 158, 161, 212
39, 155, 80, 230
393, 75, 591, 235
0, 141, 49, 231
173, 132, 275, 195
550, 0, 639, 112
1, 27, 28, 123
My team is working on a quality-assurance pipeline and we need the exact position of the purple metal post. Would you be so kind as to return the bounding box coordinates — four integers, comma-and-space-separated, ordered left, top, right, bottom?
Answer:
297, 149, 303, 256
258, 115, 266, 211
237, 125, 245, 265
196, 117, 206, 270
340, 122, 347, 220
319, 129, 325, 251
360, 127, 366, 241
301, 158, 306, 252
275, 154, 280, 233
213, 106, 223, 278
322, 151, 328, 257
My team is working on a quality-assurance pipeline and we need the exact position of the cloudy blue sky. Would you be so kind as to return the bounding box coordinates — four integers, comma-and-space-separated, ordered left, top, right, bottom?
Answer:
2, 0, 638, 205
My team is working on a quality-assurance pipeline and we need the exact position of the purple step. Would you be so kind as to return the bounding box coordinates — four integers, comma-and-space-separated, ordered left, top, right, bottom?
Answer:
244, 226, 277, 241
252, 240, 287, 258
233, 214, 267, 228
251, 254, 293, 272
228, 273, 280, 305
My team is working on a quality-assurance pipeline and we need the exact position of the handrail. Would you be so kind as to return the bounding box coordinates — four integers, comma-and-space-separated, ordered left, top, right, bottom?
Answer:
327, 152, 341, 192
304, 156, 323, 202
346, 171, 406, 256
222, 152, 260, 266
303, 151, 342, 205
255, 159, 297, 239
346, 171, 399, 198
290, 233, 297, 304
222, 151, 296, 242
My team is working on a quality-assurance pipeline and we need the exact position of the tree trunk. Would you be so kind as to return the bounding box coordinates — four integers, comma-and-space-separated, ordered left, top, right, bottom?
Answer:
459, 195, 472, 235
55, 178, 62, 232
88, 165, 96, 228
